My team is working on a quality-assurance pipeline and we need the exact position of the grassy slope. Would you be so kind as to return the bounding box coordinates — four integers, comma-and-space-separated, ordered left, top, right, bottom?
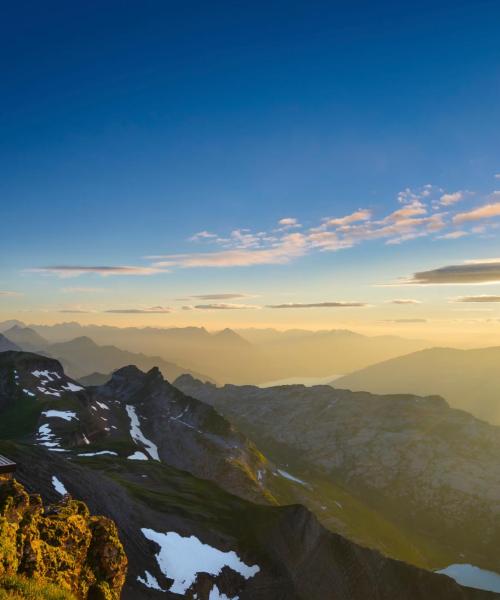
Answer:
202, 412, 487, 571
0, 575, 75, 600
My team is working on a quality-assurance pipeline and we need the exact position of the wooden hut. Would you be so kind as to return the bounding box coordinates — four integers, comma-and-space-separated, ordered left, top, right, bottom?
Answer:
0, 454, 16, 481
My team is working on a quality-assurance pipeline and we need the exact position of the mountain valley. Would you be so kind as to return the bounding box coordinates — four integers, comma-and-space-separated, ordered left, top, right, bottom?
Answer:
0, 349, 496, 599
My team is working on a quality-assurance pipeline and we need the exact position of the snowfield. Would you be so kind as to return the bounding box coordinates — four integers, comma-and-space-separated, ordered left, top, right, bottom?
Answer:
140, 529, 260, 596
51, 475, 68, 496
137, 571, 163, 591
126, 404, 159, 460
78, 450, 118, 457
42, 410, 78, 421
128, 451, 149, 460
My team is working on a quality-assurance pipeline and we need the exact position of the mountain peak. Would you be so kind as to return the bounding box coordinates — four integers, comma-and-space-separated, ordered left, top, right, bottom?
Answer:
110, 364, 145, 380
212, 328, 250, 346
65, 336, 98, 348
107, 364, 166, 390
4, 325, 48, 350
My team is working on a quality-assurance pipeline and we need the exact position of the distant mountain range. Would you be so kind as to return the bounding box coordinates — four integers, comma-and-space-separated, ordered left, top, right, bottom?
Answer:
176, 374, 500, 577
3, 324, 48, 351
1, 321, 430, 384
1, 324, 213, 383
334, 346, 500, 425
1, 350, 493, 598
0, 332, 20, 352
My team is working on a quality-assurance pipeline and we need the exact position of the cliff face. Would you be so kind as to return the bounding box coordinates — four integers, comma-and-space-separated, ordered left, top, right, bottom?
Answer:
0, 479, 127, 600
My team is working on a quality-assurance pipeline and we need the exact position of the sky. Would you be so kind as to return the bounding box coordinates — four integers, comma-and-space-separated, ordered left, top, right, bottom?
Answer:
1, 0, 500, 344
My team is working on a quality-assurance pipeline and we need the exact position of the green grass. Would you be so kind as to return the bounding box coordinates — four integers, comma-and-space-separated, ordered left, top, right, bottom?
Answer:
0, 575, 75, 600
0, 395, 43, 440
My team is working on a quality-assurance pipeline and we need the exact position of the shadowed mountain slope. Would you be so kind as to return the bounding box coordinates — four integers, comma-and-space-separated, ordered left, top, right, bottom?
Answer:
176, 375, 500, 575
334, 346, 500, 425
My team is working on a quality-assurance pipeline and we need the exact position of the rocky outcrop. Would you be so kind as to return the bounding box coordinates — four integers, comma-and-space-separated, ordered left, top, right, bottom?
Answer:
90, 364, 276, 503
0, 479, 127, 599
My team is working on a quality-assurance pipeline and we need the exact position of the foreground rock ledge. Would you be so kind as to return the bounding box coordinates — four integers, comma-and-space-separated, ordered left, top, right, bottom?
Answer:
0, 478, 127, 600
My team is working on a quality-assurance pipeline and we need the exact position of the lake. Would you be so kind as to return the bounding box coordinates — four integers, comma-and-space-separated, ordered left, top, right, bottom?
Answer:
258, 374, 342, 388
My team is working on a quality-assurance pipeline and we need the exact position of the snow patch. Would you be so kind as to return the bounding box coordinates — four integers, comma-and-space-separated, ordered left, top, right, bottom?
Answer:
42, 410, 78, 422
37, 387, 61, 398
276, 469, 308, 487
32, 370, 60, 381
209, 585, 237, 600
126, 405, 159, 461
128, 451, 149, 461
37, 424, 61, 449
96, 401, 109, 410
62, 382, 84, 392
78, 450, 118, 457
137, 571, 164, 591
22, 389, 36, 397
51, 476, 68, 496
141, 529, 260, 595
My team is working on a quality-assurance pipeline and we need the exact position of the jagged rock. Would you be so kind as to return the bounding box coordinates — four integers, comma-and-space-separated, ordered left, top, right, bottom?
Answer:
0, 479, 127, 599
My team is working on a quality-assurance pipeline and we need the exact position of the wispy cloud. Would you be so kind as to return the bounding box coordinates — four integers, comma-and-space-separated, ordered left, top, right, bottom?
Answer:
453, 295, 500, 303
436, 231, 468, 240
30, 265, 164, 278
105, 306, 171, 314
387, 299, 422, 304
404, 258, 500, 285
0, 291, 22, 297
324, 209, 372, 228
453, 200, 500, 224
151, 233, 307, 268
278, 217, 301, 229
439, 191, 466, 206
190, 293, 253, 300
29, 182, 500, 280
267, 301, 367, 308
383, 318, 427, 323
190, 303, 260, 310
189, 231, 218, 242
58, 309, 92, 313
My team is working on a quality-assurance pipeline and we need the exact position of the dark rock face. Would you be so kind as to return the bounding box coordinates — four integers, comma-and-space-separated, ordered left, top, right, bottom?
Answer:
92, 365, 274, 503
175, 375, 500, 573
0, 478, 127, 599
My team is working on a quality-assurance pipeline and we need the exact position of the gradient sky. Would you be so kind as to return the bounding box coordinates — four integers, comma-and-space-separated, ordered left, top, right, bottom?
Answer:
1, 0, 500, 344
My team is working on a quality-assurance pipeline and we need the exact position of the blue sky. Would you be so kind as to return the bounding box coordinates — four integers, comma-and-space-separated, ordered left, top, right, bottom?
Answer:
1, 0, 500, 341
